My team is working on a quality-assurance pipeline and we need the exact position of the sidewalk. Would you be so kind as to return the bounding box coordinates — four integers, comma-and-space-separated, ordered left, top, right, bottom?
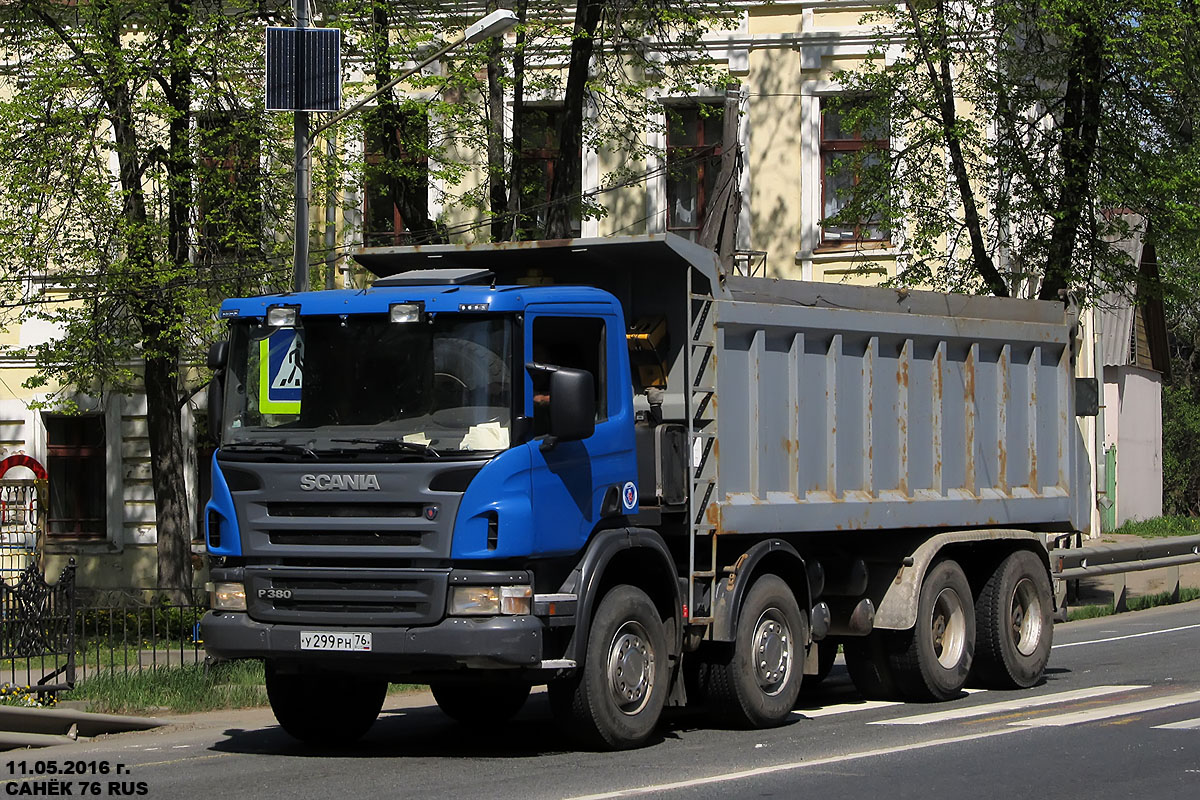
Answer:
1066, 533, 1200, 608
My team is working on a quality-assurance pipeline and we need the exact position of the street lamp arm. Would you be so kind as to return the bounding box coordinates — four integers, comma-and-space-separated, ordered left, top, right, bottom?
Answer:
309, 35, 464, 142
308, 9, 518, 142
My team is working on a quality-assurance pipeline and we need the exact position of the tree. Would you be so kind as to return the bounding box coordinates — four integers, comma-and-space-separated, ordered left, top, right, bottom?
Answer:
326, 0, 738, 243
0, 0, 293, 595
829, 0, 1200, 301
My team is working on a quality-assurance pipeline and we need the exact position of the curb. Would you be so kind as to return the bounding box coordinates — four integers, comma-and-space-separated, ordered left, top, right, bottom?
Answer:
0, 706, 169, 742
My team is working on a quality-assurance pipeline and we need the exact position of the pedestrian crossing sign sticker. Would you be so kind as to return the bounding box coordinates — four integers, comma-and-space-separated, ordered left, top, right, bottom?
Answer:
258, 330, 303, 414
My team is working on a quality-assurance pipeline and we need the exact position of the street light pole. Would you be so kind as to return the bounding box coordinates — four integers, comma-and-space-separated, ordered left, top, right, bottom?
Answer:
293, 0, 311, 293
289, 9, 517, 293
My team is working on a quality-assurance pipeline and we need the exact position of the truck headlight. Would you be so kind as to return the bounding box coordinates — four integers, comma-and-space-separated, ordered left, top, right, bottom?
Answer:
449, 585, 532, 616
211, 582, 247, 611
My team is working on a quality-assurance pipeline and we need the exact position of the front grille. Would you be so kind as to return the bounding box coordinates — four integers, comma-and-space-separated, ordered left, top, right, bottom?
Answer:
267, 530, 427, 547
267, 502, 425, 518
245, 567, 448, 626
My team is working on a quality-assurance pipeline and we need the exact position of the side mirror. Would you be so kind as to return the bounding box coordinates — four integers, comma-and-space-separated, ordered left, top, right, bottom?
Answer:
208, 340, 229, 371
208, 375, 224, 441
526, 362, 596, 444
549, 368, 596, 441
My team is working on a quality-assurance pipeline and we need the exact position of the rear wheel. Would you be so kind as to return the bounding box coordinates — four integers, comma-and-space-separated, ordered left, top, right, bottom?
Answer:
971, 550, 1053, 688
703, 575, 807, 728
266, 666, 387, 745
549, 584, 668, 750
888, 559, 975, 701
431, 681, 532, 724
843, 633, 900, 700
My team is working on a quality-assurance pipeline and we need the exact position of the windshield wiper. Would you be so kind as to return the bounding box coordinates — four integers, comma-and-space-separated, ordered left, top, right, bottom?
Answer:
330, 437, 441, 458
222, 442, 317, 458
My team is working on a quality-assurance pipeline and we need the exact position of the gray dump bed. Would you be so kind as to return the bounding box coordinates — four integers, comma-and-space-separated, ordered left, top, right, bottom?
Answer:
356, 234, 1089, 538
712, 275, 1086, 536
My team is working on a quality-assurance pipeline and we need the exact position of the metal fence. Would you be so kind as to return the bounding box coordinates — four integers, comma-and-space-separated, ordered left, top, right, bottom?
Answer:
71, 587, 207, 681
1, 560, 75, 695
1, 562, 209, 696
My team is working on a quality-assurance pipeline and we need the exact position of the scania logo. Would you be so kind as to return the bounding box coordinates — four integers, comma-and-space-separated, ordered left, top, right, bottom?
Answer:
299, 474, 382, 491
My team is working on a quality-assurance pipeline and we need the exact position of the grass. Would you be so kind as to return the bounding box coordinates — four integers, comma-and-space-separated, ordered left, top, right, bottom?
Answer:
1112, 515, 1200, 538
58, 662, 427, 716
1066, 586, 1200, 622
61, 660, 268, 715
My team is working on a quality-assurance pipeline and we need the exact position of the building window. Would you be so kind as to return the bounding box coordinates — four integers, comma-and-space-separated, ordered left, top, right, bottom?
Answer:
820, 98, 888, 246
515, 105, 580, 239
44, 415, 106, 539
665, 104, 724, 242
363, 108, 430, 247
197, 113, 261, 261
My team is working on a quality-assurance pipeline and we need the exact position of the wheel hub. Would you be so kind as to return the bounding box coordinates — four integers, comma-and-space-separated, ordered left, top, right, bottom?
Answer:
931, 587, 966, 668
1010, 577, 1044, 657
608, 621, 654, 715
753, 610, 792, 695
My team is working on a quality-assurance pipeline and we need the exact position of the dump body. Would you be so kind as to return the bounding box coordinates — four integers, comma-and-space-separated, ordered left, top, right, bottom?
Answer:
709, 276, 1086, 536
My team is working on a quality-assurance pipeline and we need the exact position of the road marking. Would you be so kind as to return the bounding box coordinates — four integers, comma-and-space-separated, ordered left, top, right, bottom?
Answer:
794, 698, 902, 717
870, 685, 1147, 725
795, 688, 984, 719
1053, 623, 1200, 650
564, 728, 1027, 800
1011, 691, 1200, 727
1152, 717, 1200, 730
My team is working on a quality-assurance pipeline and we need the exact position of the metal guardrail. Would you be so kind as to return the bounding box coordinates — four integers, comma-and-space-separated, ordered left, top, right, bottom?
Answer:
1052, 535, 1200, 580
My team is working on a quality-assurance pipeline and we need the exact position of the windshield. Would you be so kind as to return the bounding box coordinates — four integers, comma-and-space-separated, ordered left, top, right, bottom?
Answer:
222, 314, 514, 455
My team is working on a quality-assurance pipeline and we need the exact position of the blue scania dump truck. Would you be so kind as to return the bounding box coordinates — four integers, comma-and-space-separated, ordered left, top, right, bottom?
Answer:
201, 234, 1090, 749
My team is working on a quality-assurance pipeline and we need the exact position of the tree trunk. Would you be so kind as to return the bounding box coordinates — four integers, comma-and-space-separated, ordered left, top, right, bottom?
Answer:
369, 1, 446, 243
1039, 12, 1104, 302
544, 0, 603, 239
486, 1, 512, 241
145, 345, 193, 600
502, 0, 529, 240
907, 1, 1009, 297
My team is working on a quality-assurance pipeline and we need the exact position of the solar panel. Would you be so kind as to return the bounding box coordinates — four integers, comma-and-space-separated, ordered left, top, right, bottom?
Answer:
265, 27, 342, 112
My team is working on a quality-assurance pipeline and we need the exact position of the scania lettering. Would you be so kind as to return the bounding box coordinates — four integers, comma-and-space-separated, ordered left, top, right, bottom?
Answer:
202, 234, 1092, 750
299, 474, 382, 491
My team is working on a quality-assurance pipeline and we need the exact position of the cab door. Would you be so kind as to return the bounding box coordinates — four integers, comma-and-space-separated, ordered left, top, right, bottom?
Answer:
525, 307, 637, 556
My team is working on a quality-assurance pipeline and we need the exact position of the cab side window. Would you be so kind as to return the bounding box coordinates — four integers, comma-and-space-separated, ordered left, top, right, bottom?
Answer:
531, 316, 607, 435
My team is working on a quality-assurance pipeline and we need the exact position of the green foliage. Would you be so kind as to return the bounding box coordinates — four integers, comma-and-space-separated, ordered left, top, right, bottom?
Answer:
62, 661, 268, 714
1113, 515, 1200, 538
1067, 586, 1200, 621
831, 0, 1200, 301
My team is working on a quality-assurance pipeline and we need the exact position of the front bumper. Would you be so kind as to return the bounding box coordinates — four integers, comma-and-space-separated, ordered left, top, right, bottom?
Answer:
201, 611, 544, 672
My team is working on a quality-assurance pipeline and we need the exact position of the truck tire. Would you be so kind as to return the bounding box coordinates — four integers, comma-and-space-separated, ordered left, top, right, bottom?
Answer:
802, 638, 839, 692
266, 667, 387, 745
704, 574, 807, 728
430, 681, 532, 724
888, 559, 975, 701
971, 550, 1053, 688
548, 584, 668, 750
843, 633, 900, 700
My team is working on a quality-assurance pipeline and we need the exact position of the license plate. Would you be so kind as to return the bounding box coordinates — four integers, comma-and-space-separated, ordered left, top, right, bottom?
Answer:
299, 631, 372, 651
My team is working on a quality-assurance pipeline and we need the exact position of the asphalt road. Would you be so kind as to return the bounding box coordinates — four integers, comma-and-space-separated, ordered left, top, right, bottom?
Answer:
4, 601, 1199, 799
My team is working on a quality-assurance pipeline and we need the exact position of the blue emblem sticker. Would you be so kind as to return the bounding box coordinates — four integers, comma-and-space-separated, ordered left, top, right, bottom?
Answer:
621, 481, 638, 512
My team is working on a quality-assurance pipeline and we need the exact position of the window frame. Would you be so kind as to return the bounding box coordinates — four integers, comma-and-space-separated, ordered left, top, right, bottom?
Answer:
664, 103, 725, 241
43, 414, 107, 541
362, 108, 430, 248
818, 97, 890, 249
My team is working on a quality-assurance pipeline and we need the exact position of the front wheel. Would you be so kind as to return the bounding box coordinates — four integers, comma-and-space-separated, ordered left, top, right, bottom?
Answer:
703, 574, 807, 728
266, 666, 387, 745
431, 681, 532, 724
971, 550, 1053, 688
549, 584, 669, 750
888, 559, 975, 701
